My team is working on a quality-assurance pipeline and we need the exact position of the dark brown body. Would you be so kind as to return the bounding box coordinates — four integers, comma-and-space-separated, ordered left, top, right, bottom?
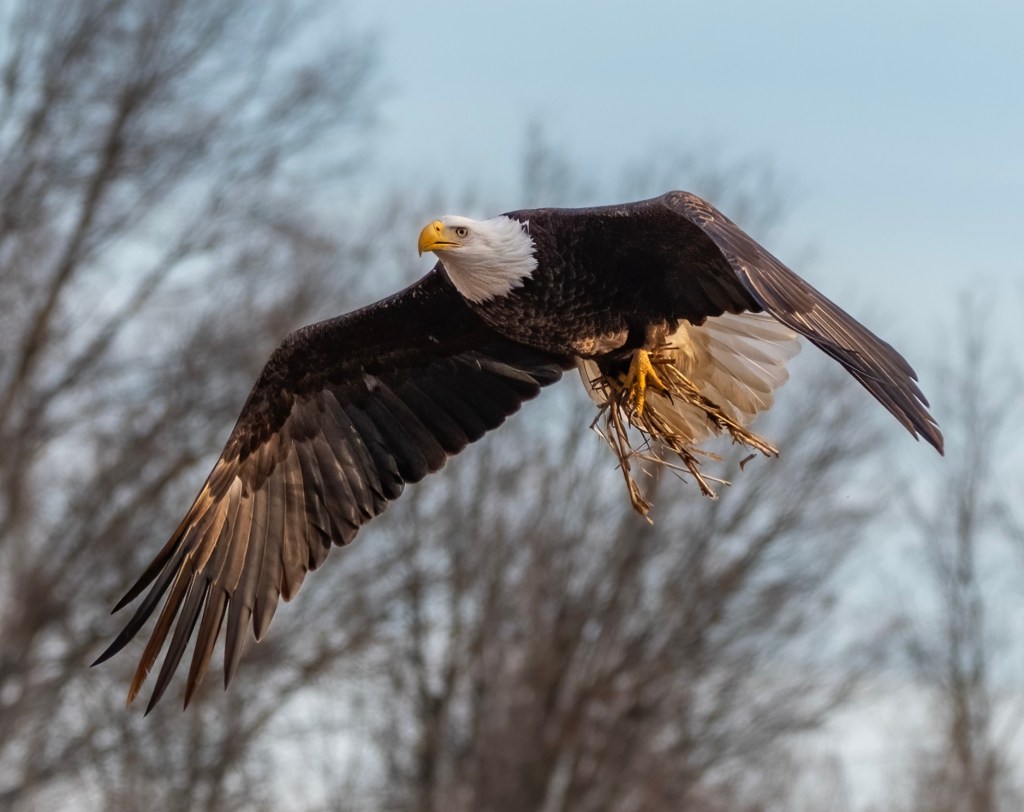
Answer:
474, 194, 758, 358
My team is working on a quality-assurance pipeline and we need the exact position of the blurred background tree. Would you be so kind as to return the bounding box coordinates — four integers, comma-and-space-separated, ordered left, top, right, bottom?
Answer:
890, 315, 1024, 812
0, 1, 389, 809
0, 1, 1020, 811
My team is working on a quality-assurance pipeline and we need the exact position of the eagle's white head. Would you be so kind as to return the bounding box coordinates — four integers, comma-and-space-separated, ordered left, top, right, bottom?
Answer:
418, 215, 537, 304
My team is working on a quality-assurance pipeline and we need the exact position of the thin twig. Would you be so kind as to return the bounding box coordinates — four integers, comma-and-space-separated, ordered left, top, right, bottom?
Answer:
587, 351, 779, 518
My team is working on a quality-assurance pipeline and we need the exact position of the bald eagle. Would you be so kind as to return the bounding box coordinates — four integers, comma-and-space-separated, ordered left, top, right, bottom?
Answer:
95, 191, 942, 711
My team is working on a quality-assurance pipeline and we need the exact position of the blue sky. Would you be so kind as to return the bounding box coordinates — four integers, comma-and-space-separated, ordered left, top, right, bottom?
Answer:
347, 0, 1022, 363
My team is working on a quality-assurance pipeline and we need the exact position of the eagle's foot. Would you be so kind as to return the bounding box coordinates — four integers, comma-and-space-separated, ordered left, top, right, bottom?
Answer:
622, 349, 668, 417
590, 348, 780, 517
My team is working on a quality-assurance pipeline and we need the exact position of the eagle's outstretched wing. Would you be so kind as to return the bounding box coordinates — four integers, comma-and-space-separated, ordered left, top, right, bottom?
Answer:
658, 191, 944, 454
94, 267, 569, 712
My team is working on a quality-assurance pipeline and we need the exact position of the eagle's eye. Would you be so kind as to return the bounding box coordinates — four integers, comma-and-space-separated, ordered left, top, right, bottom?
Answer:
454, 226, 469, 238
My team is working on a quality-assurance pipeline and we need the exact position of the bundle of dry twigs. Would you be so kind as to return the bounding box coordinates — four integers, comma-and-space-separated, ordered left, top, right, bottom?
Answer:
587, 350, 778, 518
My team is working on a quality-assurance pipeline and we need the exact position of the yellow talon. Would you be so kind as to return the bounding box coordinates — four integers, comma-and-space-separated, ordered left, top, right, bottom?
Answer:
623, 349, 666, 417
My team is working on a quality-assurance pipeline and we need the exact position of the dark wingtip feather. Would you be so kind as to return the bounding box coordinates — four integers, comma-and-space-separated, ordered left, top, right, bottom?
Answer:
184, 588, 228, 709
111, 559, 168, 615
111, 567, 162, 615
921, 422, 945, 455
111, 507, 205, 613
144, 576, 208, 713
125, 562, 196, 708
143, 690, 161, 716
92, 548, 187, 667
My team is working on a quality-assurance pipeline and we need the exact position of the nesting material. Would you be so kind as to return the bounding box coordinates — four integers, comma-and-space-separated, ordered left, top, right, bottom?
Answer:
586, 349, 780, 518
577, 312, 801, 517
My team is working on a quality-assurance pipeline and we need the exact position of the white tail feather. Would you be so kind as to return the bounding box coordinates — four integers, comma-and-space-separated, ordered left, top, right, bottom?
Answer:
576, 312, 800, 445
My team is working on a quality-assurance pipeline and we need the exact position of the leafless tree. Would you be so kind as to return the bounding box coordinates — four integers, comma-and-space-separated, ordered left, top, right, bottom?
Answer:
895, 312, 1024, 812
0, 1, 390, 809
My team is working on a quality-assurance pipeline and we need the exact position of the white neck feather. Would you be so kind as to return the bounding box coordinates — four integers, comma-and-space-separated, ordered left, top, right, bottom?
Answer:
436, 215, 538, 303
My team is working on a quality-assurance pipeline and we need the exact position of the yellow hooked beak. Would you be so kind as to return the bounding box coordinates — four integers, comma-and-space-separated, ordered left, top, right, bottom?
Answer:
418, 220, 459, 255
